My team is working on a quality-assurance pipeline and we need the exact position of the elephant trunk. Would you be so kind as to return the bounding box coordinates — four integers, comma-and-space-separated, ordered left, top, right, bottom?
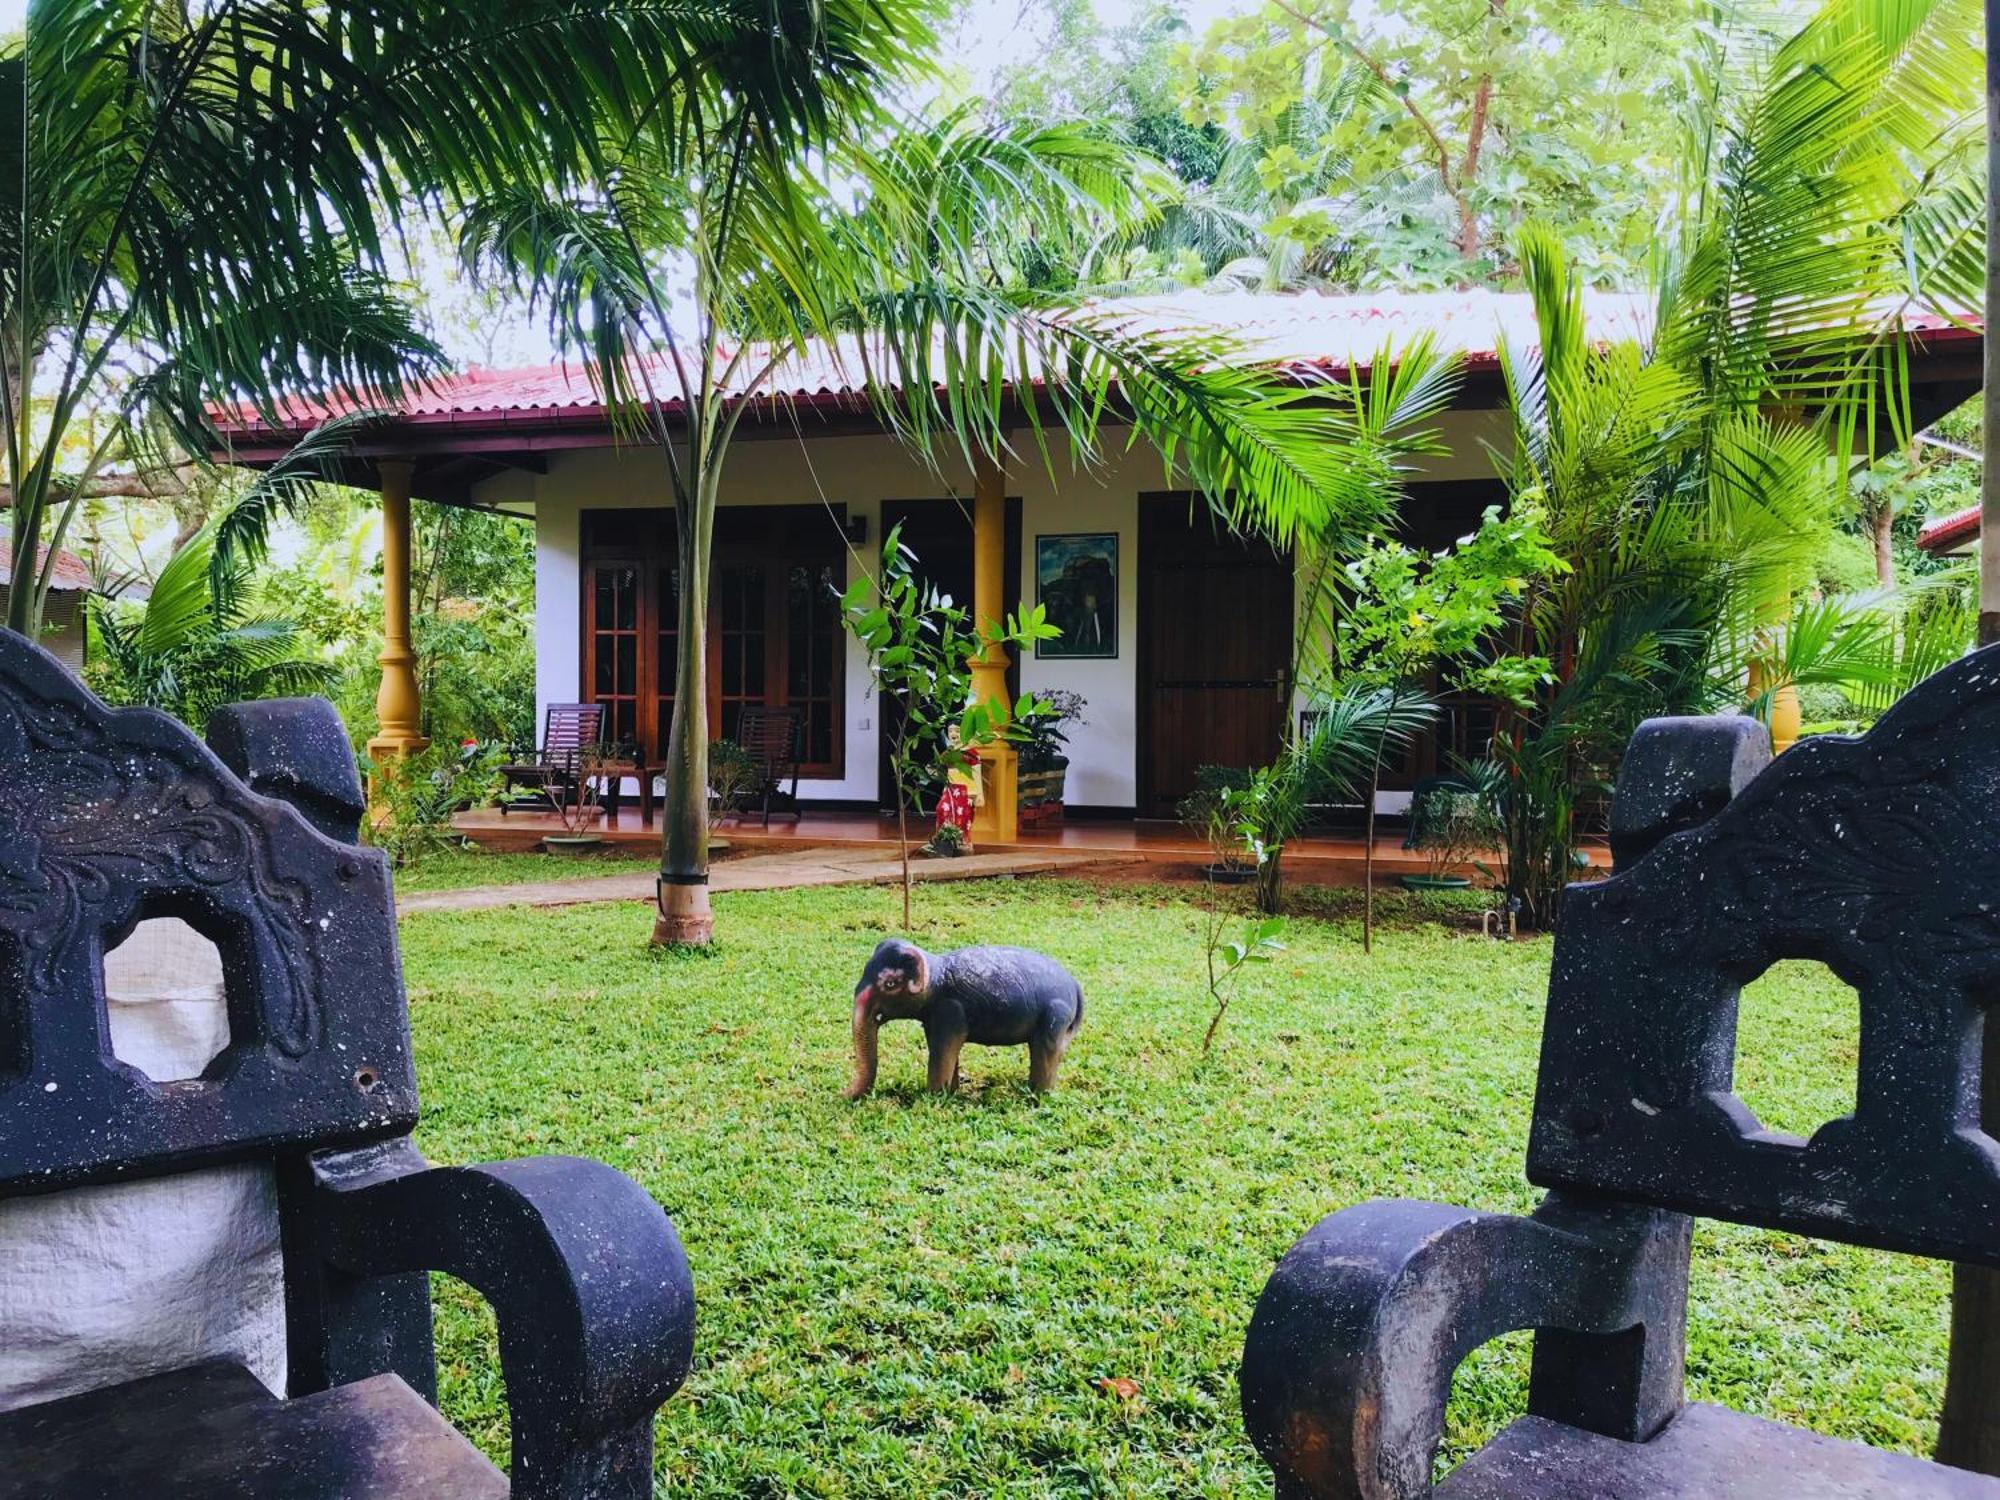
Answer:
846, 987, 879, 1100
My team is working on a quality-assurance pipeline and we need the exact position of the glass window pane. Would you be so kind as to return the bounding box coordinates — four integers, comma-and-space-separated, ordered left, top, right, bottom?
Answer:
617, 636, 636, 695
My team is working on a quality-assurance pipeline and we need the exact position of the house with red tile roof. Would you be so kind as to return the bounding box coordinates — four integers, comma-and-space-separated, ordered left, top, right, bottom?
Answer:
209, 291, 1984, 821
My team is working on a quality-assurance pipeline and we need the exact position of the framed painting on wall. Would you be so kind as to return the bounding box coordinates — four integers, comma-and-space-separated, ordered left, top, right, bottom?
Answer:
1035, 533, 1118, 659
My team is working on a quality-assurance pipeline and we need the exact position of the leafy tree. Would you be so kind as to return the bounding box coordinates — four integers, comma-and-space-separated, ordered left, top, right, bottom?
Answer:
87, 524, 335, 733
1181, 0, 1705, 287
1316, 502, 1562, 947
5, 0, 847, 639
840, 524, 1057, 930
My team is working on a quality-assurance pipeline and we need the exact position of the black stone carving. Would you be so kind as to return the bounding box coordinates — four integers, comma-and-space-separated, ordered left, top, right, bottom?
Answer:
1241, 646, 2000, 1497
0, 629, 695, 1498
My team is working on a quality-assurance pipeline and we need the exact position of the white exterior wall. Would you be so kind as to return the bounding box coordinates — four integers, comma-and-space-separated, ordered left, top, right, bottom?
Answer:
491, 409, 1508, 810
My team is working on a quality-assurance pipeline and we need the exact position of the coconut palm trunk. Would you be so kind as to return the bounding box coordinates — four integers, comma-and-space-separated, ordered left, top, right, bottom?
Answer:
654, 467, 717, 946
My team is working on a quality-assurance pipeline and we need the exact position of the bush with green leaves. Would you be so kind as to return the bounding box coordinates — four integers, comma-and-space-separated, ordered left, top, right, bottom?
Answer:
365, 743, 504, 869
87, 525, 337, 735
706, 739, 761, 818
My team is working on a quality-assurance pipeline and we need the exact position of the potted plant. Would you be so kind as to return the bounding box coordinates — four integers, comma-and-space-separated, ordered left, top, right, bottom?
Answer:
1177, 765, 1256, 884
1016, 689, 1086, 829
922, 821, 969, 858
1402, 779, 1501, 890
539, 744, 608, 853
707, 738, 759, 823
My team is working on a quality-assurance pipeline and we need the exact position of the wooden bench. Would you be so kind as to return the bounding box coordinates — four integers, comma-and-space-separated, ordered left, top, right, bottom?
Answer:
0, 631, 694, 1499
1241, 645, 2000, 1498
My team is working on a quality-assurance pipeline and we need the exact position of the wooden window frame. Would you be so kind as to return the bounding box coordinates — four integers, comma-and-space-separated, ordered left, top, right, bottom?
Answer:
579, 506, 847, 779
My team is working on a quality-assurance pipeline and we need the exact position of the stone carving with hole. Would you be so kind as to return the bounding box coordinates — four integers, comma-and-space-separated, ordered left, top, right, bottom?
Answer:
1239, 646, 2000, 1498
0, 629, 696, 1499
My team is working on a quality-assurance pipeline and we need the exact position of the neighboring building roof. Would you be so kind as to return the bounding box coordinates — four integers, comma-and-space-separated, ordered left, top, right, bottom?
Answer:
1918, 503, 1982, 555
211, 289, 1979, 434
0, 544, 96, 594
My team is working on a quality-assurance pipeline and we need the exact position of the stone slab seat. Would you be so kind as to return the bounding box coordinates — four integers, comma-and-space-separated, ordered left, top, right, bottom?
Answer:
0, 630, 696, 1500
1240, 650, 2000, 1499
0, 1360, 507, 1500
1438, 1406, 2000, 1500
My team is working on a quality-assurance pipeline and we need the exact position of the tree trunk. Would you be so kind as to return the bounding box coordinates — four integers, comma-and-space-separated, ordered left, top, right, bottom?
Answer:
5, 505, 35, 636
652, 478, 716, 949
1256, 851, 1283, 915
897, 796, 912, 932
1936, 11, 2000, 1467
1363, 763, 1380, 955
1872, 503, 1895, 588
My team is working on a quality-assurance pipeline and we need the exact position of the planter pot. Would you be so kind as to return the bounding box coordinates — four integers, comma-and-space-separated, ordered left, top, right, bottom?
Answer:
543, 834, 605, 854
1400, 873, 1471, 891
1018, 757, 1069, 803
1019, 756, 1069, 831
1202, 863, 1256, 885
1019, 799, 1065, 831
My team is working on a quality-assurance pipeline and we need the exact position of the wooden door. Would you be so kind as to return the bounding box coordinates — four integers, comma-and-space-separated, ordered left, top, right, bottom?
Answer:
1138, 494, 1294, 817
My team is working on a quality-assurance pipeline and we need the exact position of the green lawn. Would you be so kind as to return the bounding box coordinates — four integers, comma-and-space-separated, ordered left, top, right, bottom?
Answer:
390, 844, 659, 893
397, 880, 1947, 1497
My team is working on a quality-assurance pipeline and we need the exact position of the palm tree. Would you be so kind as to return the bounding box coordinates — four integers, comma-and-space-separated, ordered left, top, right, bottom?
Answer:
461, 105, 1416, 946
4, 0, 888, 638
89, 523, 335, 733
1486, 0, 1980, 929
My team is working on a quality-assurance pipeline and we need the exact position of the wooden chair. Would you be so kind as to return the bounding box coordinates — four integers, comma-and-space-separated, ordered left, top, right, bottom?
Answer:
1241, 645, 2000, 1499
0, 631, 694, 1499
732, 705, 804, 828
499, 703, 607, 815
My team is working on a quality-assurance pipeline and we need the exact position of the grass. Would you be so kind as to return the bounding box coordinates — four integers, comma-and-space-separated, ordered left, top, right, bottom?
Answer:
397, 880, 1948, 1496
389, 844, 659, 893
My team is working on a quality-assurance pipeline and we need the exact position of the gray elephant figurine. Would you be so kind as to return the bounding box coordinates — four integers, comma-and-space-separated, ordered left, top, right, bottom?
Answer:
846, 939, 1085, 1099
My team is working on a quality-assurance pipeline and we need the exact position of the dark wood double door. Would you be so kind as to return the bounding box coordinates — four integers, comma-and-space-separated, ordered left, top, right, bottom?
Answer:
580, 506, 847, 777
1137, 494, 1295, 818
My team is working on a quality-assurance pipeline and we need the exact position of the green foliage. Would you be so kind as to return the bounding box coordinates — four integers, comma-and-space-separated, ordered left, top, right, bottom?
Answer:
1408, 785, 1504, 882
1229, 686, 1436, 913
841, 525, 1057, 923
366, 744, 504, 869
1015, 688, 1088, 769
1486, 3, 1980, 930
1200, 909, 1285, 1053
1178, 0, 1705, 287
1316, 502, 1562, 703
10, 0, 813, 635
1177, 764, 1258, 872
706, 739, 763, 817
86, 526, 337, 734
400, 881, 1949, 1490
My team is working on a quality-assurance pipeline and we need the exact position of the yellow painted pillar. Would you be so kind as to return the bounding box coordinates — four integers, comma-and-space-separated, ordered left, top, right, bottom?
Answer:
968, 452, 1018, 846
367, 460, 429, 765
1747, 659, 1801, 755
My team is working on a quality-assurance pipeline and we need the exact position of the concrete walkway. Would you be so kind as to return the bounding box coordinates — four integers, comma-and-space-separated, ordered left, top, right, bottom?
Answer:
397, 847, 1125, 915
